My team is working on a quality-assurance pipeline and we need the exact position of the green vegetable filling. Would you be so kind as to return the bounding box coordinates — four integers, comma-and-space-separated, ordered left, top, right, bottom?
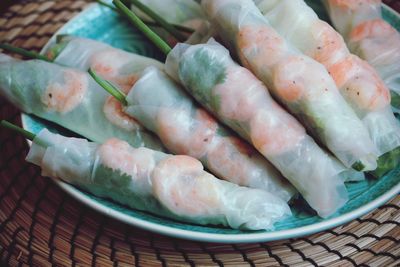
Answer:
179, 47, 226, 111
370, 146, 400, 178
352, 161, 365, 172
391, 91, 400, 110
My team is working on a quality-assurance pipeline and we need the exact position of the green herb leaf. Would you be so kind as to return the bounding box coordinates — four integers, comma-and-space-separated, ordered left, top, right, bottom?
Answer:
370, 146, 400, 178
179, 47, 226, 111
352, 161, 365, 172
391, 91, 400, 110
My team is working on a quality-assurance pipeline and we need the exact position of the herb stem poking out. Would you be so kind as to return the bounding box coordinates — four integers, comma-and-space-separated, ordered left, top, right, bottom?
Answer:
88, 68, 128, 106
127, 0, 188, 41
96, 0, 194, 33
0, 43, 51, 62
0, 120, 36, 141
113, 0, 172, 55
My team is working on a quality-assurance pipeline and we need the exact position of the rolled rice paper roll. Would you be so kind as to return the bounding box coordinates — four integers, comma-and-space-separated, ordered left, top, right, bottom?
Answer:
124, 66, 296, 201
323, 0, 400, 112
202, 0, 379, 172
0, 58, 164, 150
26, 129, 291, 230
256, 0, 400, 176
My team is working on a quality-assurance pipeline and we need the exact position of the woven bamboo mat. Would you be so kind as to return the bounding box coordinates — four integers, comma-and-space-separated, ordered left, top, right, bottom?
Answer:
0, 0, 399, 266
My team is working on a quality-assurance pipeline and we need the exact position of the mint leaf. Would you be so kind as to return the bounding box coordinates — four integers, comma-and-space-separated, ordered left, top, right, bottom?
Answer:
391, 91, 400, 110
370, 146, 400, 178
179, 47, 226, 111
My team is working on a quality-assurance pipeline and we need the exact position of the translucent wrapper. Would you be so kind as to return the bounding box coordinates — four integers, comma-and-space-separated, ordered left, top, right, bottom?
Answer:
44, 36, 164, 92
0, 58, 164, 150
26, 129, 291, 230
165, 40, 348, 217
124, 66, 296, 201
132, 0, 206, 45
323, 0, 400, 111
186, 21, 217, 45
44, 36, 296, 199
256, 0, 400, 175
202, 0, 378, 171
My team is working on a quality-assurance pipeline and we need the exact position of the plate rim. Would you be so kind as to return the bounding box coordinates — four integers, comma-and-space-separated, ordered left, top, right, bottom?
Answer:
19, 2, 400, 243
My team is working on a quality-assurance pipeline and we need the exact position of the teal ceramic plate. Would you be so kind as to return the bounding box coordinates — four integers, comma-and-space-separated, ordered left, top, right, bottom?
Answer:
21, 1, 400, 243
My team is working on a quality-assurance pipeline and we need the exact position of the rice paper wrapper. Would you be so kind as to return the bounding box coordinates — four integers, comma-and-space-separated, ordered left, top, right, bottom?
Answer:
44, 36, 164, 92
124, 66, 296, 201
0, 59, 164, 150
255, 0, 400, 164
165, 40, 349, 218
202, 0, 379, 171
26, 129, 291, 230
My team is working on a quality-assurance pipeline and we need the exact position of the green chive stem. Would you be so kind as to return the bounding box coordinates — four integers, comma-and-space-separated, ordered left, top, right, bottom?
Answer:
88, 68, 128, 106
127, 0, 187, 41
0, 43, 51, 62
96, 0, 119, 11
96, 0, 194, 33
0, 120, 36, 141
113, 0, 172, 55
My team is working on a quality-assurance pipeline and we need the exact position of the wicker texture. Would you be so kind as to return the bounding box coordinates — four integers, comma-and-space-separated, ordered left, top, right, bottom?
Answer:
0, 1, 399, 266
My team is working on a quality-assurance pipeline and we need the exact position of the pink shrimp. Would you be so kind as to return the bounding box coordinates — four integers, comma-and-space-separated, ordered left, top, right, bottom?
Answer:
152, 155, 220, 216
156, 108, 218, 159
250, 102, 306, 156
98, 138, 155, 179
329, 55, 390, 111
90, 49, 140, 92
214, 67, 268, 121
272, 56, 308, 103
42, 69, 88, 113
350, 19, 395, 42
206, 136, 258, 186
349, 19, 400, 63
328, 0, 380, 10
310, 20, 349, 68
237, 25, 287, 71
103, 95, 143, 132
273, 55, 341, 103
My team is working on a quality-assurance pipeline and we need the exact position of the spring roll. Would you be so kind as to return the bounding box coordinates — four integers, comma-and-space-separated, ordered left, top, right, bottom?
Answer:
44, 37, 295, 197
124, 66, 296, 201
26, 128, 291, 230
166, 40, 348, 217
256, 0, 400, 176
323, 0, 400, 111
202, 0, 379, 172
45, 36, 164, 92
131, 0, 206, 45
0, 57, 164, 150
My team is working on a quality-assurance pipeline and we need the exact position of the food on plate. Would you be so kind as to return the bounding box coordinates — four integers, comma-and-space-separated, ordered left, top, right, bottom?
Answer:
166, 40, 348, 218
202, 0, 379, 172
255, 0, 400, 176
123, 65, 296, 201
2, 121, 291, 230
324, 0, 400, 111
44, 35, 164, 92
131, 0, 206, 45
0, 56, 164, 150
45, 36, 295, 198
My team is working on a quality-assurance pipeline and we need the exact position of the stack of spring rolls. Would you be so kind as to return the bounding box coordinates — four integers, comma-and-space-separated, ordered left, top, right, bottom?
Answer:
0, 0, 399, 230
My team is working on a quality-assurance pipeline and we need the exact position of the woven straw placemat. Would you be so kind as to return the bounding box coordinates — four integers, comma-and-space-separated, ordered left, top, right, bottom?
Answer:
0, 1, 399, 266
